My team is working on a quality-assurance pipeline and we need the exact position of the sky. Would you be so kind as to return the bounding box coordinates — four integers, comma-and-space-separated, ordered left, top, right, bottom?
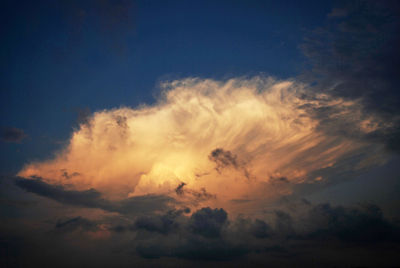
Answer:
1, 1, 400, 267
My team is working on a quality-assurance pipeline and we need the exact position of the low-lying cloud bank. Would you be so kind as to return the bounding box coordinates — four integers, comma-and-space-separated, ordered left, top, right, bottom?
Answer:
3, 174, 400, 267
120, 203, 400, 263
16, 77, 389, 215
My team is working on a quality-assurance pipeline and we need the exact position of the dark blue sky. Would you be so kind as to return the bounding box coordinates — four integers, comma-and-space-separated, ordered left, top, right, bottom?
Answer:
0, 0, 331, 173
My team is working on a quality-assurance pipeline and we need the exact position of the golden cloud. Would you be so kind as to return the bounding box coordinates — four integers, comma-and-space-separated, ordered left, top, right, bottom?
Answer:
18, 77, 386, 211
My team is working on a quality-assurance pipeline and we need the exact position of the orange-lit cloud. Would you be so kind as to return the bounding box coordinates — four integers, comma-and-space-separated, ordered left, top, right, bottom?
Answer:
18, 77, 387, 211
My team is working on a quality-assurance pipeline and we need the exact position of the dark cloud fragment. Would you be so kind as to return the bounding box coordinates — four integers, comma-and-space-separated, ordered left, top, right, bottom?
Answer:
55, 216, 97, 233
15, 176, 108, 209
0, 127, 27, 143
174, 182, 216, 203
209, 148, 239, 171
209, 148, 251, 179
270, 176, 290, 185
114, 115, 128, 128
15, 177, 174, 215
60, 169, 80, 180
188, 188, 215, 201
175, 182, 186, 196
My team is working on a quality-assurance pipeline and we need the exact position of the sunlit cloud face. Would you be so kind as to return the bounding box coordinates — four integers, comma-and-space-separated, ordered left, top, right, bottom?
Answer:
18, 77, 386, 211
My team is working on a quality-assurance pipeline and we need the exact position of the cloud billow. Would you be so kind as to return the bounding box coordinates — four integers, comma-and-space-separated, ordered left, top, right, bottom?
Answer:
15, 76, 388, 214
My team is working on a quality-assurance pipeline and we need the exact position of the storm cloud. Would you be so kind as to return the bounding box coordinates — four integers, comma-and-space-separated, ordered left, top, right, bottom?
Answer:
16, 77, 389, 216
301, 0, 400, 151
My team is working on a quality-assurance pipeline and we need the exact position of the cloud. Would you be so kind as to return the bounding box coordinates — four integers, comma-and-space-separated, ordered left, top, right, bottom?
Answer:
274, 210, 294, 237
174, 182, 216, 205
209, 148, 251, 179
60, 169, 80, 179
133, 208, 189, 235
2, 176, 400, 267
15, 176, 108, 208
16, 77, 388, 214
301, 0, 400, 151
0, 127, 27, 143
55, 216, 97, 233
300, 203, 396, 245
188, 207, 228, 238
175, 182, 186, 196
15, 176, 174, 215
113, 203, 400, 263
209, 148, 239, 170
132, 207, 248, 261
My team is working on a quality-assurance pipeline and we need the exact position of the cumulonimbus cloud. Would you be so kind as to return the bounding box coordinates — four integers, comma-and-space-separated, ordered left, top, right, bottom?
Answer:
17, 77, 387, 211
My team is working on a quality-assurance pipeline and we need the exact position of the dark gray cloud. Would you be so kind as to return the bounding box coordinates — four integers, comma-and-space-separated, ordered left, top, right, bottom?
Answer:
13, 176, 400, 248
5, 175, 400, 266
113, 202, 400, 264
60, 169, 80, 180
274, 210, 295, 238
301, 0, 400, 151
133, 208, 189, 235
209, 148, 239, 171
174, 182, 216, 204
188, 207, 228, 238
2, 179, 400, 267
300, 203, 397, 245
269, 176, 290, 185
209, 148, 251, 179
15, 176, 110, 209
15, 176, 174, 215
175, 182, 186, 196
0, 127, 27, 143
54, 216, 98, 233
133, 207, 248, 261
231, 217, 272, 239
